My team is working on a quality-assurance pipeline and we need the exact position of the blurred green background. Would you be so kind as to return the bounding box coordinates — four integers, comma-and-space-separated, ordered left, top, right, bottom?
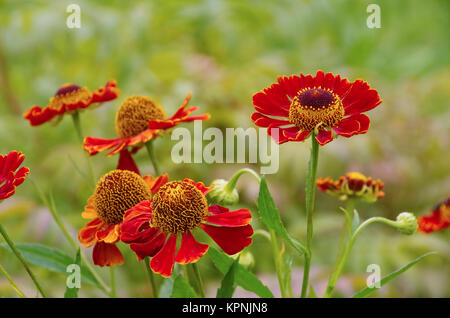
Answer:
0, 0, 449, 297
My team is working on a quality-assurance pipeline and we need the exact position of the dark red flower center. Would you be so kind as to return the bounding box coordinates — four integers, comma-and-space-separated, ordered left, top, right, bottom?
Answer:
298, 88, 334, 109
55, 84, 81, 96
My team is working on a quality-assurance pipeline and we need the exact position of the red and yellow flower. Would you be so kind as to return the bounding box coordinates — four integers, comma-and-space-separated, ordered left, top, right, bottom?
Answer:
418, 197, 450, 234
0, 151, 30, 201
78, 169, 155, 267
83, 94, 210, 173
251, 70, 382, 145
23, 79, 120, 126
121, 175, 253, 277
316, 172, 384, 203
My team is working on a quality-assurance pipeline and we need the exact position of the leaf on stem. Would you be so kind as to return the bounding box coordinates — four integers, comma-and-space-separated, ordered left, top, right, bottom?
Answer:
216, 257, 239, 298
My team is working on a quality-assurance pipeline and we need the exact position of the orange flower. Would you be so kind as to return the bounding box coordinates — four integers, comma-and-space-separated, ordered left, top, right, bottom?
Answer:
0, 151, 30, 201
121, 175, 253, 277
78, 169, 156, 267
316, 172, 384, 202
418, 197, 450, 234
251, 70, 381, 145
23, 80, 119, 126
83, 94, 210, 174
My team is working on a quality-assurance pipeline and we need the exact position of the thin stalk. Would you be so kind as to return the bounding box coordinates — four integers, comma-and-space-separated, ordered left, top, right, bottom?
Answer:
186, 263, 205, 298
0, 224, 47, 297
145, 141, 161, 175
71, 112, 96, 186
144, 257, 157, 297
269, 229, 287, 298
300, 134, 319, 298
110, 267, 116, 298
224, 168, 261, 192
0, 263, 26, 298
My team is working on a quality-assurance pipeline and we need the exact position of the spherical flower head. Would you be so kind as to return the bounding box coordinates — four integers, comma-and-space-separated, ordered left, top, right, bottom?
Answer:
93, 169, 152, 224
151, 181, 208, 233
207, 179, 240, 206
115, 96, 167, 138
316, 172, 384, 203
396, 212, 418, 235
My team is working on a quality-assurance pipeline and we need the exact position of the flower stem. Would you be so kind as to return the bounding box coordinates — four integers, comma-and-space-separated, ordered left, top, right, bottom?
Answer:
110, 267, 116, 298
269, 229, 287, 298
144, 257, 157, 297
224, 168, 261, 192
0, 224, 47, 297
0, 263, 26, 297
145, 140, 161, 175
71, 112, 96, 186
300, 134, 319, 298
185, 263, 205, 298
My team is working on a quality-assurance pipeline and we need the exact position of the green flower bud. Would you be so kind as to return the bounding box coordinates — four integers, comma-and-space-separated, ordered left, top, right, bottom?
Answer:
207, 179, 240, 206
231, 251, 255, 270
396, 212, 418, 235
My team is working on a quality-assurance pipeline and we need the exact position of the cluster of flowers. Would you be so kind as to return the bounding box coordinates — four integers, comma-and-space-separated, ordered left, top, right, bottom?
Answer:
1, 70, 447, 297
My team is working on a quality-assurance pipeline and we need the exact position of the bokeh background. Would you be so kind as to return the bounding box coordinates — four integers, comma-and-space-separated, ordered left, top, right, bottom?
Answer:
0, 0, 449, 297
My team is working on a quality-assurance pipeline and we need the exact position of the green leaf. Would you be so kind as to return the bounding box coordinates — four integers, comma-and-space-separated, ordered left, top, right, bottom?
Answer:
257, 176, 306, 255
351, 209, 360, 235
352, 252, 436, 298
216, 257, 239, 298
64, 248, 81, 298
0, 243, 97, 286
171, 274, 198, 298
208, 247, 274, 298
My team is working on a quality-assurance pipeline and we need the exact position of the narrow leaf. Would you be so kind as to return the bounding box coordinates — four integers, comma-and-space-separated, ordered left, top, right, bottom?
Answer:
353, 252, 436, 298
208, 247, 273, 298
171, 274, 198, 298
216, 257, 239, 298
257, 176, 306, 255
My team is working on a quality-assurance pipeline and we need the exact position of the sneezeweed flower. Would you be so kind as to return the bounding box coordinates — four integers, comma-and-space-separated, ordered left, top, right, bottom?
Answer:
83, 94, 210, 173
23, 80, 119, 126
121, 176, 253, 277
418, 197, 450, 233
251, 70, 381, 145
78, 169, 156, 267
316, 172, 384, 203
0, 151, 30, 201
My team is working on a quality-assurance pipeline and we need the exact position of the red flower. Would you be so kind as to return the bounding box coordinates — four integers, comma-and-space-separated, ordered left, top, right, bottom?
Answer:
418, 197, 450, 234
0, 151, 30, 201
121, 175, 253, 277
83, 94, 209, 174
251, 70, 382, 145
23, 80, 120, 126
78, 169, 154, 267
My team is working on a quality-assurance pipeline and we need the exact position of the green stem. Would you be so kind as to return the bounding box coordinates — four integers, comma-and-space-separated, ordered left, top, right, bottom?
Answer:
300, 134, 319, 298
110, 267, 116, 298
144, 257, 157, 297
145, 141, 161, 175
71, 112, 96, 186
0, 263, 26, 298
269, 229, 287, 298
224, 168, 261, 192
30, 179, 111, 296
186, 263, 205, 298
0, 224, 47, 297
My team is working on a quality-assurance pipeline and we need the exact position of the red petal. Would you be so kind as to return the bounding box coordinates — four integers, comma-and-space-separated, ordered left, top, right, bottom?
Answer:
200, 224, 253, 255
129, 229, 167, 260
342, 79, 381, 116
315, 130, 334, 146
174, 232, 209, 264
83, 136, 126, 156
117, 149, 140, 175
251, 112, 290, 128
78, 218, 104, 247
206, 208, 252, 227
183, 178, 213, 195
121, 201, 152, 242
150, 235, 177, 277
92, 241, 124, 267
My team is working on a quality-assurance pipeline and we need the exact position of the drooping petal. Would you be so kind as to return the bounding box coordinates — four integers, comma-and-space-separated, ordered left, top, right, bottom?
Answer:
92, 241, 124, 267
143, 174, 169, 195
129, 228, 167, 260
315, 130, 334, 146
117, 149, 140, 175
251, 112, 291, 128
150, 235, 177, 277
206, 207, 252, 227
174, 231, 209, 264
121, 200, 153, 242
96, 223, 120, 244
78, 218, 104, 247
83, 136, 127, 156
81, 195, 98, 219
200, 224, 253, 255
183, 178, 213, 195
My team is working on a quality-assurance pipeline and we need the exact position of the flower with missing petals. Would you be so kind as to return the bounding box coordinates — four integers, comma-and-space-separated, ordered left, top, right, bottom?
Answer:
316, 172, 384, 203
121, 176, 253, 277
0, 151, 30, 201
23, 80, 119, 126
83, 94, 209, 174
418, 197, 450, 234
78, 169, 157, 267
251, 70, 381, 145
